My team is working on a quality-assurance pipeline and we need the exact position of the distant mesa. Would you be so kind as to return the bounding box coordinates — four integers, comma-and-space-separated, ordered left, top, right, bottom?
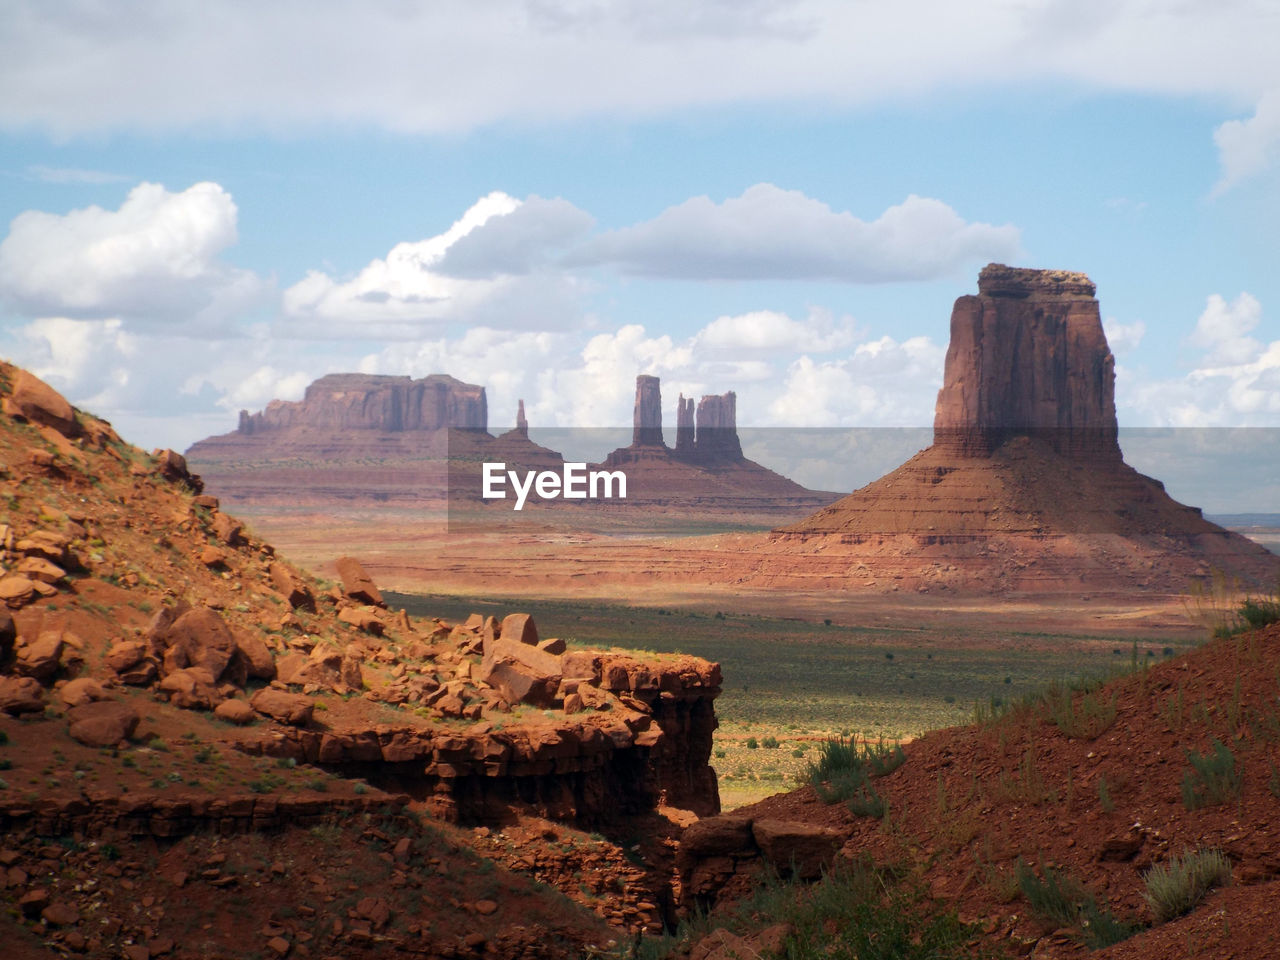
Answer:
775, 263, 1279, 591
236, 372, 487, 435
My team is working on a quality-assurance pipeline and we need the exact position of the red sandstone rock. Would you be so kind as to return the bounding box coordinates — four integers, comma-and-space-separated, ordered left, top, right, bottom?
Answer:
235, 373, 486, 435
67, 700, 139, 747
7, 369, 81, 438
499, 612, 538, 645
933, 264, 1118, 460
161, 608, 238, 681
337, 605, 384, 635
335, 556, 384, 606
58, 677, 106, 708
158, 668, 220, 710
251, 688, 314, 726
0, 575, 36, 608
234, 631, 277, 681
15, 630, 64, 681
210, 512, 243, 547
214, 698, 256, 725
750, 819, 843, 879
0, 675, 45, 714
268, 561, 316, 611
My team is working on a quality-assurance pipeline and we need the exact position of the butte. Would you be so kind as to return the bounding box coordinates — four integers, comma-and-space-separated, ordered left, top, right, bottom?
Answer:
769, 264, 1279, 594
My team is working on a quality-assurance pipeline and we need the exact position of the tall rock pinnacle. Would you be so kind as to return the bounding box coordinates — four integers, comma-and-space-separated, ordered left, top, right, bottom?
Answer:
516, 399, 528, 437
675, 395, 695, 455
632, 375, 664, 447
933, 264, 1119, 460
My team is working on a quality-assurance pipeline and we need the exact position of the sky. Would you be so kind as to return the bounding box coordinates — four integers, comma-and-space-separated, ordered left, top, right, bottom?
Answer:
1, 1, 1279, 508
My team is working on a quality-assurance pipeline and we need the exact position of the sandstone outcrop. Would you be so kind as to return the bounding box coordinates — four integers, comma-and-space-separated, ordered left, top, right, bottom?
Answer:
4, 369, 82, 439
934, 264, 1118, 459
237, 373, 487, 434
691, 391, 742, 462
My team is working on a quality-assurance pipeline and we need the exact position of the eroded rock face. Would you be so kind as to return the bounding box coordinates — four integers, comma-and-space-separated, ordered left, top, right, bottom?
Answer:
236, 373, 487, 434
693, 391, 742, 461
933, 263, 1119, 460
632, 375, 664, 447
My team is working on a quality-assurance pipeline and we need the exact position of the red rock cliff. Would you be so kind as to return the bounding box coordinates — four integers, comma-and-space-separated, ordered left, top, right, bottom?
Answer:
933, 264, 1119, 460
237, 373, 487, 434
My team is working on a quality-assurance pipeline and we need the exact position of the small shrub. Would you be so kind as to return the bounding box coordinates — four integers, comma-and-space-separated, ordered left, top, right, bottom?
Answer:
1017, 859, 1142, 948
1045, 682, 1118, 740
761, 736, 779, 749
1142, 848, 1231, 923
745, 737, 759, 750
1181, 739, 1241, 809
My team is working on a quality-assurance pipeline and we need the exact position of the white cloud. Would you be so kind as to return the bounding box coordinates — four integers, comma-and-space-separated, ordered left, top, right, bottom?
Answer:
0, 181, 263, 327
1213, 90, 1280, 194
1117, 292, 1280, 427
574, 185, 1021, 282
281, 192, 588, 336
1190, 292, 1263, 365
1103, 316, 1146, 354
695, 308, 859, 353
3, 2, 1278, 138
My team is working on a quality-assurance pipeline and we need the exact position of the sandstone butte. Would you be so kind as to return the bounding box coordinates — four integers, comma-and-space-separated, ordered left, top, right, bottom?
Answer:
184, 370, 839, 515
0, 361, 729, 954
769, 263, 1280, 593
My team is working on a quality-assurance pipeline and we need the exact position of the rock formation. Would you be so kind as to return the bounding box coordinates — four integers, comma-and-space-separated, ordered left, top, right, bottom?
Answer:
675, 395, 695, 456
934, 264, 1118, 460
236, 372, 487, 434
692, 391, 743, 462
596, 376, 837, 509
774, 264, 1280, 592
515, 398, 528, 437
632, 375, 664, 447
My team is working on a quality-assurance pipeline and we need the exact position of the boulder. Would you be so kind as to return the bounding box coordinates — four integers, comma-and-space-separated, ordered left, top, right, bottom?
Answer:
479, 637, 562, 706
105, 640, 147, 673
14, 630, 64, 682
161, 608, 238, 680
335, 556, 384, 606
250, 688, 314, 727
67, 700, 139, 747
214, 699, 256, 725
750, 819, 844, 879
234, 631, 277, 681
0, 575, 36, 609
679, 816, 755, 858
338, 605, 384, 635
210, 512, 243, 547
268, 562, 316, 612
153, 448, 202, 491
58, 677, 107, 708
16, 555, 66, 584
7, 369, 81, 438
0, 676, 46, 715
158, 668, 219, 710
500, 612, 539, 646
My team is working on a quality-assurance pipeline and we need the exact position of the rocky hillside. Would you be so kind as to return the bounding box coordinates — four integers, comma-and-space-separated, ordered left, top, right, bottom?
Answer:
675, 618, 1280, 958
0, 361, 722, 957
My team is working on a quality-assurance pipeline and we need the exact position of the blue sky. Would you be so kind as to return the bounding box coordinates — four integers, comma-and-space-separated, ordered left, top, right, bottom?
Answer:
1, 0, 1278, 477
